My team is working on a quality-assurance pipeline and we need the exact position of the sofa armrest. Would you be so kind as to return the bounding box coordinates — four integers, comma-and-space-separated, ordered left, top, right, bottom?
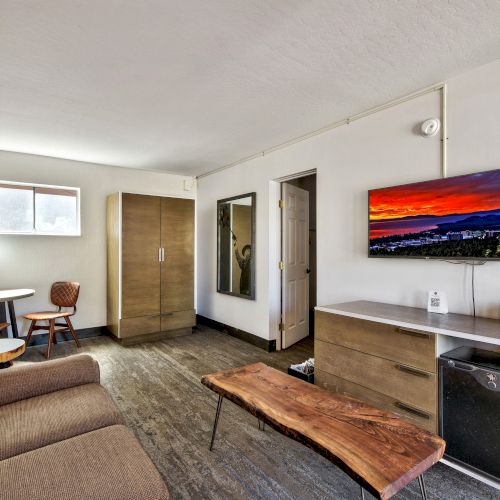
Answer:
0, 354, 100, 407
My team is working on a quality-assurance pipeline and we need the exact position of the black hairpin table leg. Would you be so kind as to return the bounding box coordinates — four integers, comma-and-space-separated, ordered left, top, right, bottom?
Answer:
209, 395, 223, 451
418, 474, 428, 500
360, 475, 426, 499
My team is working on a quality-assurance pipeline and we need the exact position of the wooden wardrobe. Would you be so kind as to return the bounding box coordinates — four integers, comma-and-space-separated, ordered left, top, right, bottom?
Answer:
107, 192, 195, 343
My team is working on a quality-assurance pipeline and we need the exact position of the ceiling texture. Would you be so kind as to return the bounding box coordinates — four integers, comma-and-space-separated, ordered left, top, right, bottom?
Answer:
2, 1, 500, 177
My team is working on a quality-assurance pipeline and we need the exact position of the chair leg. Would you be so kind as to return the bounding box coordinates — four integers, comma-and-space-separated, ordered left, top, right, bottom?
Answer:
65, 316, 81, 348
25, 320, 36, 347
46, 320, 55, 358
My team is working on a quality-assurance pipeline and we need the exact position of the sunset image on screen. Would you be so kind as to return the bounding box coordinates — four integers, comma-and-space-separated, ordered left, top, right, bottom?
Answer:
369, 170, 500, 259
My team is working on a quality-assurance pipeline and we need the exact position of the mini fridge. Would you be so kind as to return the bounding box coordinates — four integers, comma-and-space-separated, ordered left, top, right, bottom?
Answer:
439, 346, 500, 482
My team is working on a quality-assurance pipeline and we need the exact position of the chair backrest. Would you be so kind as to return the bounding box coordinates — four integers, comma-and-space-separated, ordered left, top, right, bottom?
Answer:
50, 282, 80, 310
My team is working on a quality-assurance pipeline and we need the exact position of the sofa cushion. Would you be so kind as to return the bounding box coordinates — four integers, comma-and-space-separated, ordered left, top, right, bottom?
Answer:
0, 355, 100, 407
0, 425, 169, 500
0, 383, 123, 460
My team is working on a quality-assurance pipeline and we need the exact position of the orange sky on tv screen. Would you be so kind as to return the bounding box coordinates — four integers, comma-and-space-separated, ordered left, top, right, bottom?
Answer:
369, 170, 500, 239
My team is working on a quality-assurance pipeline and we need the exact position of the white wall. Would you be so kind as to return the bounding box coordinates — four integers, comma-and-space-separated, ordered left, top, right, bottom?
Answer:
197, 59, 500, 341
0, 151, 195, 336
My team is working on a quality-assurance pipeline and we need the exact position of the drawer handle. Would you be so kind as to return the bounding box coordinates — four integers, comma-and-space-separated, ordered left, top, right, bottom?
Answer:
394, 401, 431, 420
395, 364, 431, 378
161, 313, 174, 317
395, 327, 431, 340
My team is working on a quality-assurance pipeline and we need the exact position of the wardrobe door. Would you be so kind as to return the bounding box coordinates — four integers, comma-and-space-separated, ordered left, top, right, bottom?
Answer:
122, 194, 161, 319
161, 197, 195, 323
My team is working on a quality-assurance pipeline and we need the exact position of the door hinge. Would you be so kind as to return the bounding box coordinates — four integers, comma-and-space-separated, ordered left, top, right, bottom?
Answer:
278, 322, 285, 331
279, 199, 285, 209
278, 260, 285, 270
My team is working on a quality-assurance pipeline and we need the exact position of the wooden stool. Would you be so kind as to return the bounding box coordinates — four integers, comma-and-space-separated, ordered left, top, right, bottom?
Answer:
24, 282, 81, 358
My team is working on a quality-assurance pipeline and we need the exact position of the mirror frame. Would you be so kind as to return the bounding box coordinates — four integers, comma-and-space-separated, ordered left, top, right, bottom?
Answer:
216, 192, 256, 300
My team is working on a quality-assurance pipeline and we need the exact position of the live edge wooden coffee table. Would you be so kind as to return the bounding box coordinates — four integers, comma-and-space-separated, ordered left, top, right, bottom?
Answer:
201, 363, 445, 500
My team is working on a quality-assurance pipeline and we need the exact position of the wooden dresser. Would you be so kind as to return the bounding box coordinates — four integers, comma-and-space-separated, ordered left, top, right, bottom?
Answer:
315, 301, 500, 435
315, 310, 437, 432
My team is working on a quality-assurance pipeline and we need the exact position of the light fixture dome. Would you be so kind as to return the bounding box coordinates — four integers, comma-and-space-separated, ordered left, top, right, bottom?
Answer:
421, 118, 441, 137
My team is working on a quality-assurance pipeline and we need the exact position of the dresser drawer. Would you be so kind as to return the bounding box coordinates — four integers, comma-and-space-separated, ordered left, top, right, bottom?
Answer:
315, 369, 437, 433
161, 309, 195, 331
119, 309, 195, 338
315, 311, 436, 372
120, 315, 160, 338
315, 340, 437, 413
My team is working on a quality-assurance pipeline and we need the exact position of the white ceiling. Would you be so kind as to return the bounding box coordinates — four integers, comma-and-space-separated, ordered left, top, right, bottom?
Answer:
2, 1, 500, 177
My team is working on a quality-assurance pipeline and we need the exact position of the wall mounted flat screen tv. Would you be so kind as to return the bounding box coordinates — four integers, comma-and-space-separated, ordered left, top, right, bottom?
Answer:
369, 169, 500, 260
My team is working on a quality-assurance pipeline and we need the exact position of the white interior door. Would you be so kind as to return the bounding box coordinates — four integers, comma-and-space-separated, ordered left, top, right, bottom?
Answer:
281, 183, 309, 349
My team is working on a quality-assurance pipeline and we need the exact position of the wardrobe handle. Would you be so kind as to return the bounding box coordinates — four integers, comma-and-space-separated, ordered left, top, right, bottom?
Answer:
158, 248, 162, 262
395, 364, 431, 379
161, 248, 165, 262
393, 401, 431, 420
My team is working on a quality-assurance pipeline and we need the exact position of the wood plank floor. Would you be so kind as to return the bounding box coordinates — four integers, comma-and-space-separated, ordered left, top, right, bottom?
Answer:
20, 327, 498, 500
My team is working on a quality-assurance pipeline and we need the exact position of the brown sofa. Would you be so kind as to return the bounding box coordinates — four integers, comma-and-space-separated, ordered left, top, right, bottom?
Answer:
0, 354, 169, 500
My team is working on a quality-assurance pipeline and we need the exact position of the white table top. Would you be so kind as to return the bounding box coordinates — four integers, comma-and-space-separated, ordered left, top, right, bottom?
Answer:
0, 338, 25, 353
0, 289, 35, 301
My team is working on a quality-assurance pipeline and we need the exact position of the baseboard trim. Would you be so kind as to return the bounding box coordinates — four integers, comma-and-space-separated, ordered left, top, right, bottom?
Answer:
23, 326, 107, 347
197, 314, 276, 352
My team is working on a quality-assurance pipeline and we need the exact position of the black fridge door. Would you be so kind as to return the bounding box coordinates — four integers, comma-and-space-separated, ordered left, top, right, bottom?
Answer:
440, 358, 500, 481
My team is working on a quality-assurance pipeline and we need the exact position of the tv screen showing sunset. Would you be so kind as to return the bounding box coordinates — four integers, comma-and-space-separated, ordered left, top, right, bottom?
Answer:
369, 169, 500, 259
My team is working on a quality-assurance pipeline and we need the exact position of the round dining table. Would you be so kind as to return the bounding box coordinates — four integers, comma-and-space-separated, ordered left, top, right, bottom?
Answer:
0, 289, 35, 338
0, 338, 25, 368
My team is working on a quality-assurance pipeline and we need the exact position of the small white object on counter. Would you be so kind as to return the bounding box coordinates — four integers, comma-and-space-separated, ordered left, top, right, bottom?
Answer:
427, 290, 448, 314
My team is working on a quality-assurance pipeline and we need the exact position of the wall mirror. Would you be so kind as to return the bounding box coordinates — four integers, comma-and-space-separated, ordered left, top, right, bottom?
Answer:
217, 193, 256, 300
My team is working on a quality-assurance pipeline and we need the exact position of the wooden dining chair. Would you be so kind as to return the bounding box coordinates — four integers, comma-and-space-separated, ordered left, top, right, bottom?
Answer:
24, 282, 81, 358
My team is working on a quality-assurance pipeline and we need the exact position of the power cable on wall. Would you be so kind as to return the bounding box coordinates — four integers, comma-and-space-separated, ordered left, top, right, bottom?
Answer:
443, 260, 486, 317
472, 263, 476, 317
470, 261, 487, 318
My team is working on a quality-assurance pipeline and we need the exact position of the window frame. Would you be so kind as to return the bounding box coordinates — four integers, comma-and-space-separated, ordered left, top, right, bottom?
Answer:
0, 180, 81, 237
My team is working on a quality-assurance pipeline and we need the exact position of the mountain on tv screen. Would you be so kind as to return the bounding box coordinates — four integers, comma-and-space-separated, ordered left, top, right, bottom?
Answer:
369, 169, 500, 260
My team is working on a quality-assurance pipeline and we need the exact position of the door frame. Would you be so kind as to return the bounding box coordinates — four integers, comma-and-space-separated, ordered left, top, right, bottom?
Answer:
269, 169, 316, 351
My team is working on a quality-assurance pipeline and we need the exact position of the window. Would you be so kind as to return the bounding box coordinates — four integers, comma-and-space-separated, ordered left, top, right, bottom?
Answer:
0, 182, 80, 236
0, 183, 33, 232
